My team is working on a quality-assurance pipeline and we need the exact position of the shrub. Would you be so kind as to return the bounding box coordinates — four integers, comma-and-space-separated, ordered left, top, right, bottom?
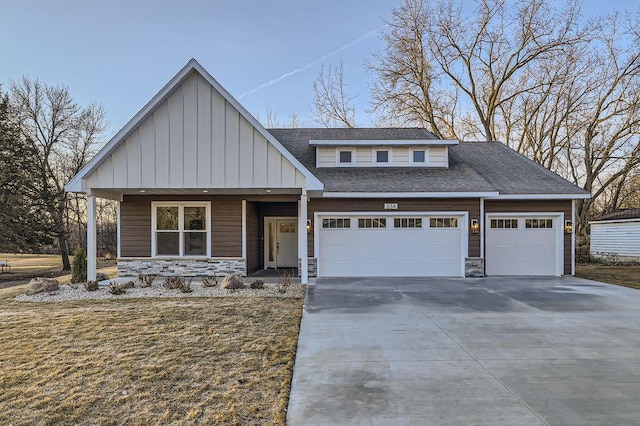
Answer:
202, 276, 218, 287
84, 280, 99, 291
137, 274, 157, 288
277, 271, 292, 294
109, 282, 126, 295
71, 248, 87, 284
250, 279, 265, 289
163, 276, 193, 293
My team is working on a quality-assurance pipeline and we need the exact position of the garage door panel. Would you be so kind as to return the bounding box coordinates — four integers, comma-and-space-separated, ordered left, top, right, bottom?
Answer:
318, 214, 464, 277
486, 216, 560, 276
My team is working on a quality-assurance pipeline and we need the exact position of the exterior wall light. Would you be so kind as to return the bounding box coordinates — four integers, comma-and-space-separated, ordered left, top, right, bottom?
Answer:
564, 220, 573, 234
470, 219, 480, 234
307, 219, 312, 234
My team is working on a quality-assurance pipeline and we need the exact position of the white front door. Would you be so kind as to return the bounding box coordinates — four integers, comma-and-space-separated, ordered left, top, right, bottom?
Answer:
264, 218, 298, 268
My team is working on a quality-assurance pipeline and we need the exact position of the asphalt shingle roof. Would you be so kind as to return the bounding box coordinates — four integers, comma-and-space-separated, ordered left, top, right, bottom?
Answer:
268, 128, 588, 196
592, 209, 640, 221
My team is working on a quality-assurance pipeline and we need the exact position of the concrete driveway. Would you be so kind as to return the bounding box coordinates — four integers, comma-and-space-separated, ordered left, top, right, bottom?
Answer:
287, 277, 640, 425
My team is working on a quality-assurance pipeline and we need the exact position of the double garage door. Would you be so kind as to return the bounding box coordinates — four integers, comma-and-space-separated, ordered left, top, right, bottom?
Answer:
318, 213, 466, 277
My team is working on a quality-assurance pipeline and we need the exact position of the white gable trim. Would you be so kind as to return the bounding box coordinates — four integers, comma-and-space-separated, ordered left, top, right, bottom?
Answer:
66, 59, 323, 193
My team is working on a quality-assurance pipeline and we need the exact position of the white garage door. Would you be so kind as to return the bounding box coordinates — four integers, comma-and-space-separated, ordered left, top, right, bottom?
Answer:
485, 215, 561, 276
318, 214, 465, 277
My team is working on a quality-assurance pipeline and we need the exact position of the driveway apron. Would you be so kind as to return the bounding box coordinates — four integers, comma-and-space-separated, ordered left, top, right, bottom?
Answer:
287, 277, 640, 425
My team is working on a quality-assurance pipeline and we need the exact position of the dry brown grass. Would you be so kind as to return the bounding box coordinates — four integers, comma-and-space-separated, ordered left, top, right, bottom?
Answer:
0, 285, 304, 425
576, 264, 640, 289
0, 253, 116, 289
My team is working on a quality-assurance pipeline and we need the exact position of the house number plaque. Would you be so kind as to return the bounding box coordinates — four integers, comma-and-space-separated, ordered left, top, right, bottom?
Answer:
384, 203, 398, 210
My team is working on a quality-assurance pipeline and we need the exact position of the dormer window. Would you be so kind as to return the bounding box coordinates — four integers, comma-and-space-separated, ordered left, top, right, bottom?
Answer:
374, 149, 391, 165
339, 150, 353, 164
412, 149, 426, 163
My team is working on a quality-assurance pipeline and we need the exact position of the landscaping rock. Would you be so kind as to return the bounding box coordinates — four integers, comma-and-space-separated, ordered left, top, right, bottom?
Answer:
220, 274, 245, 289
96, 272, 109, 282
26, 278, 60, 295
121, 280, 135, 289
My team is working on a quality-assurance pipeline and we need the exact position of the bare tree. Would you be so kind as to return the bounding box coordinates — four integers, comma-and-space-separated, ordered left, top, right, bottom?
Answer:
9, 77, 106, 270
369, 0, 585, 141
286, 112, 300, 128
312, 62, 356, 128
368, 0, 457, 137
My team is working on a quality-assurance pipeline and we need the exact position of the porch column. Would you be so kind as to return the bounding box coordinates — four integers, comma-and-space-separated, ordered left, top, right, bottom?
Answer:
298, 190, 308, 284
87, 193, 97, 281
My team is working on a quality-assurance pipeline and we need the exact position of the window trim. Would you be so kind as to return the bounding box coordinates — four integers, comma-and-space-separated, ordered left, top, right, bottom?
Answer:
151, 201, 211, 258
373, 148, 393, 166
335, 148, 355, 166
410, 148, 429, 165
321, 217, 352, 229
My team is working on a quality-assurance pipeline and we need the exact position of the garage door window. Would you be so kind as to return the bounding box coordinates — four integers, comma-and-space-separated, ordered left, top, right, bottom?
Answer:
322, 218, 351, 229
429, 217, 458, 228
394, 218, 422, 228
525, 218, 553, 229
358, 218, 387, 228
491, 219, 518, 229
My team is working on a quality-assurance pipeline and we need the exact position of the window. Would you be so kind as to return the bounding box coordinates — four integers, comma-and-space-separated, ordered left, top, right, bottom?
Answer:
358, 218, 387, 228
376, 150, 389, 163
429, 217, 459, 228
339, 150, 352, 164
412, 150, 426, 163
153, 202, 210, 257
322, 218, 351, 229
490, 219, 518, 229
394, 218, 423, 228
525, 218, 553, 229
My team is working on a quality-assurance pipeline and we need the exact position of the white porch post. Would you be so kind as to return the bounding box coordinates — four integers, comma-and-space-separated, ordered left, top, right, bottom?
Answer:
87, 193, 97, 281
298, 190, 308, 284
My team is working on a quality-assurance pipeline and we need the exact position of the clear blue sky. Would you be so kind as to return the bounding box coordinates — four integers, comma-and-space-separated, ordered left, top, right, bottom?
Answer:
1, 0, 636, 137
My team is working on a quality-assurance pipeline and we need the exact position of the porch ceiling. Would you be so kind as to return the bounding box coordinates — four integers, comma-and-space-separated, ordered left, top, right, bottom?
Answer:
91, 187, 303, 200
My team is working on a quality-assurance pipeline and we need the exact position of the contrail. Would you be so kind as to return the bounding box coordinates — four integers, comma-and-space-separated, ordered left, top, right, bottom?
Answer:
238, 29, 379, 99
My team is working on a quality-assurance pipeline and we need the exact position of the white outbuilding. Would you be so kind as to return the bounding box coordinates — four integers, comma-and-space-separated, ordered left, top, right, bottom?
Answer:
590, 209, 640, 262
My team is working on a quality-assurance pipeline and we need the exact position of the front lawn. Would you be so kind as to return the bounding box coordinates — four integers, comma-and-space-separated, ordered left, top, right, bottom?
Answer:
0, 285, 304, 425
576, 264, 640, 289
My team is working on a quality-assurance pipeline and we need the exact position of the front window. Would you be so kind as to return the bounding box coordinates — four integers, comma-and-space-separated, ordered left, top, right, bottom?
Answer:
153, 202, 210, 256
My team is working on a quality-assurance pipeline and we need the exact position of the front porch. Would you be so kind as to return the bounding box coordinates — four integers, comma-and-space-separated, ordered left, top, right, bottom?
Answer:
85, 193, 311, 284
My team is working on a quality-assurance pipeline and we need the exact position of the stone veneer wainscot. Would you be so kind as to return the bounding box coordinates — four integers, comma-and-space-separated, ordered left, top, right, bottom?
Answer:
118, 258, 247, 277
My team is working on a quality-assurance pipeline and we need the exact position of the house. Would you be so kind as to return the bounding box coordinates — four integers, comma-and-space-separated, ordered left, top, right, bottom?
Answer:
65, 59, 590, 284
589, 209, 640, 262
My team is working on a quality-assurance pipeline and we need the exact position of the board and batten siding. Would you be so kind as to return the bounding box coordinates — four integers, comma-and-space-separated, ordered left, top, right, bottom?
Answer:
484, 200, 572, 275
307, 198, 480, 258
316, 146, 448, 168
87, 71, 305, 190
590, 220, 640, 259
119, 195, 242, 258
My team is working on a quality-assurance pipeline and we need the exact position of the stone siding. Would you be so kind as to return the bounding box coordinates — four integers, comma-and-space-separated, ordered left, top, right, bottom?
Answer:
298, 257, 318, 278
118, 258, 247, 277
465, 257, 485, 277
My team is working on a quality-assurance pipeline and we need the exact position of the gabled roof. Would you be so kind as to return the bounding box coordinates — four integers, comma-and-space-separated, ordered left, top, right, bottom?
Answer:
270, 128, 590, 198
592, 209, 640, 221
66, 59, 323, 193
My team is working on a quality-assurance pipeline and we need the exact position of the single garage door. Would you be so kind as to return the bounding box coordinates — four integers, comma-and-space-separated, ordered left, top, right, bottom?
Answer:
318, 214, 465, 277
485, 215, 561, 276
